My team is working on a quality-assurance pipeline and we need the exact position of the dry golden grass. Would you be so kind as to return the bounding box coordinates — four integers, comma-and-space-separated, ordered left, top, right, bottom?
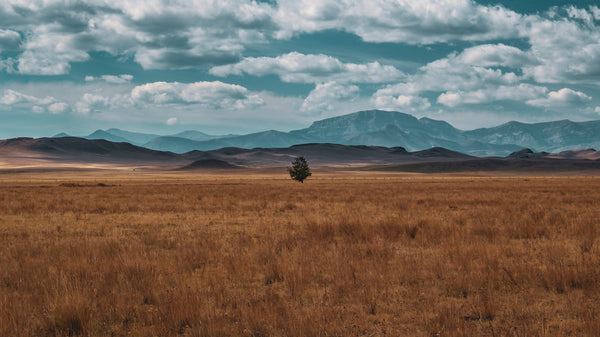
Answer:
1, 171, 600, 336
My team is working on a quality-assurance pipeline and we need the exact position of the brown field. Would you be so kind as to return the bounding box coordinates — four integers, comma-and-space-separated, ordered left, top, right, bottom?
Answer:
1, 170, 600, 336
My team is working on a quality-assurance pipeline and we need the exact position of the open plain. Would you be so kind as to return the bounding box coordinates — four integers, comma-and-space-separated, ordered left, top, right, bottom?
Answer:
1, 169, 600, 336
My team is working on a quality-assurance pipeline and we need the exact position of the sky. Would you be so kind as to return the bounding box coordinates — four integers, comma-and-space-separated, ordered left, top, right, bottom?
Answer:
1, 0, 600, 138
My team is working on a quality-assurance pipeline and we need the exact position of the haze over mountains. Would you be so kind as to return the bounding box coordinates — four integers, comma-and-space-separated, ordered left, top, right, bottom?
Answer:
62, 110, 600, 157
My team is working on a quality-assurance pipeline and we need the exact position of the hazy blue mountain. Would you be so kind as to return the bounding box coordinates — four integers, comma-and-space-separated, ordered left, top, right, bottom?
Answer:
85, 130, 130, 144
72, 110, 600, 156
291, 110, 466, 141
171, 130, 224, 141
287, 110, 519, 155
465, 120, 600, 153
143, 136, 205, 153
105, 128, 160, 145
208, 130, 310, 150
288, 110, 598, 155
52, 132, 70, 137
343, 124, 521, 155
418, 117, 469, 141
291, 110, 431, 141
145, 130, 311, 153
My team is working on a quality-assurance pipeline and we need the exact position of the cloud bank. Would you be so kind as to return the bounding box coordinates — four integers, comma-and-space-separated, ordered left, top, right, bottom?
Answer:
0, 1, 599, 133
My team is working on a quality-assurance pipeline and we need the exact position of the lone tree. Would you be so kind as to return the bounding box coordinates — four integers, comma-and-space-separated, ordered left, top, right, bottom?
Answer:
288, 156, 311, 183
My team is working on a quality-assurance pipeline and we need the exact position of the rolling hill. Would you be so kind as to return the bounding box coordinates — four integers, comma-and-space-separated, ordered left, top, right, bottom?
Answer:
1, 136, 599, 172
0, 137, 184, 167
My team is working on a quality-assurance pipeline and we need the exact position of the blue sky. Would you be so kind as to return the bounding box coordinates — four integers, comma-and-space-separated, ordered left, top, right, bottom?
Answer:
1, 0, 600, 138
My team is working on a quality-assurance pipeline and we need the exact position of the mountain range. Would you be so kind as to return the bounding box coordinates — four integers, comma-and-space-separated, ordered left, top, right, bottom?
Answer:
59, 110, 600, 157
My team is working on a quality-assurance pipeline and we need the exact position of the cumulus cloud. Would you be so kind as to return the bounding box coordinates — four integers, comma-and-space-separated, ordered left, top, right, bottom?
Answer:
434, 86, 592, 109
454, 43, 537, 69
526, 88, 592, 108
16, 28, 90, 75
131, 81, 264, 109
370, 35, 595, 112
372, 94, 431, 112
521, 7, 600, 84
360, 7, 600, 111
436, 84, 549, 107
416, 48, 522, 92
0, 29, 21, 51
0, 0, 276, 74
85, 74, 134, 84
0, 89, 68, 113
300, 82, 359, 114
47, 102, 70, 114
210, 52, 404, 84
592, 6, 600, 21
1, 0, 600, 128
371, 44, 527, 109
0, 58, 17, 73
75, 93, 109, 114
0, 90, 51, 106
1, 0, 599, 93
274, 0, 522, 43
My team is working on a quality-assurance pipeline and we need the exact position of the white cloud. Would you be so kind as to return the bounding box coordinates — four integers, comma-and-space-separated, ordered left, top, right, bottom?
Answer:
372, 94, 431, 112
0, 89, 51, 106
371, 44, 527, 107
166, 117, 178, 125
48, 102, 70, 114
435, 85, 593, 110
566, 6, 596, 25
274, 0, 522, 43
16, 29, 89, 75
455, 43, 537, 68
75, 93, 109, 114
0, 0, 599, 130
0, 57, 16, 73
300, 82, 359, 114
0, 29, 21, 51
2, 0, 599, 95
523, 8, 600, 84
0, 0, 275, 74
0, 89, 69, 113
85, 74, 134, 84
131, 81, 264, 109
31, 106, 45, 113
526, 88, 592, 108
416, 50, 521, 92
210, 52, 404, 84
592, 6, 600, 21
436, 84, 549, 107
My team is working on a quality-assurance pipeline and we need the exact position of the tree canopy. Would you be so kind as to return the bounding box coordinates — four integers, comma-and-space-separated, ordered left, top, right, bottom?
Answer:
288, 156, 311, 183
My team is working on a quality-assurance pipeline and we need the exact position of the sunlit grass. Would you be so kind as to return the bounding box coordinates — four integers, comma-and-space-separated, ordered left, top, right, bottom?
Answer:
1, 172, 599, 336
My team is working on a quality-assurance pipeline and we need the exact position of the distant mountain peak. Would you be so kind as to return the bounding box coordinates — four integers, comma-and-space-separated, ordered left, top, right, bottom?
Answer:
45, 110, 600, 157
86, 130, 130, 144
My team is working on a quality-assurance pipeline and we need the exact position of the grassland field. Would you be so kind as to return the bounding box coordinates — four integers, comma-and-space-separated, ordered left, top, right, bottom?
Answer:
1, 169, 600, 336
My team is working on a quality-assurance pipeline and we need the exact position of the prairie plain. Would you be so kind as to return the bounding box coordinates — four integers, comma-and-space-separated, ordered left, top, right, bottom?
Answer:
1, 170, 600, 336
